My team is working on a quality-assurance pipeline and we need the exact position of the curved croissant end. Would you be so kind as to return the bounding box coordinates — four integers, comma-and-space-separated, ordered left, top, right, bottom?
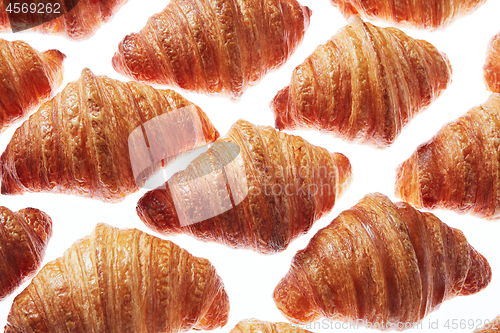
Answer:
395, 93, 500, 219
137, 119, 352, 254
475, 316, 500, 332
112, 0, 311, 99
0, 39, 65, 131
0, 206, 52, 301
0, 68, 219, 202
274, 193, 491, 326
485, 32, 500, 93
271, 16, 452, 148
5, 223, 229, 333
230, 319, 313, 333
0, 0, 129, 40
329, 0, 488, 30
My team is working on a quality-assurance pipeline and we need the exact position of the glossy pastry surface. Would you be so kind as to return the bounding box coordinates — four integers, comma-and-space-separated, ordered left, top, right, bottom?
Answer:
137, 119, 352, 254
271, 16, 452, 148
274, 193, 491, 326
230, 319, 312, 333
485, 31, 500, 93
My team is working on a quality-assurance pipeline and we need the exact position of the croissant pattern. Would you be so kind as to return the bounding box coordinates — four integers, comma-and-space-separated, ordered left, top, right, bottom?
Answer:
273, 193, 491, 326
112, 0, 311, 99
230, 319, 312, 333
0, 68, 219, 202
137, 119, 352, 254
395, 93, 500, 219
0, 206, 52, 301
4, 223, 229, 333
329, 0, 488, 30
0, 0, 128, 40
0, 39, 65, 131
485, 31, 500, 93
271, 16, 452, 148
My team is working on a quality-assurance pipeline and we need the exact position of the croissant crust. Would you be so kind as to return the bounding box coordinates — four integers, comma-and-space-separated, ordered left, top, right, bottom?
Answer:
274, 193, 491, 326
475, 316, 500, 332
485, 32, 500, 93
5, 223, 229, 333
230, 319, 312, 333
395, 93, 500, 219
0, 68, 219, 202
271, 16, 452, 148
137, 119, 352, 254
0, 206, 52, 301
112, 0, 311, 99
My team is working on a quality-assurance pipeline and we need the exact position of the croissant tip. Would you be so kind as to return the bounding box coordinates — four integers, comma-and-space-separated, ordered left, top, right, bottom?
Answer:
460, 247, 492, 296
271, 86, 291, 130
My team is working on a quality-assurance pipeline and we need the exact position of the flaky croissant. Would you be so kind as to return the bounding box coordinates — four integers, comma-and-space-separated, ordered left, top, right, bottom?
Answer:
0, 206, 52, 301
274, 193, 491, 326
330, 0, 488, 30
0, 68, 219, 202
0, 0, 128, 40
137, 119, 352, 254
271, 16, 452, 148
476, 317, 500, 332
485, 32, 500, 93
396, 93, 500, 219
230, 319, 312, 333
112, 0, 311, 99
5, 223, 229, 333
0, 39, 65, 131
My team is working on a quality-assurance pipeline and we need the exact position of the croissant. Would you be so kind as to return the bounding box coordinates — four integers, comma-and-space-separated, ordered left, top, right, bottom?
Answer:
271, 16, 452, 148
230, 319, 311, 333
0, 39, 65, 131
329, 0, 488, 30
5, 223, 229, 333
395, 93, 500, 219
0, 0, 128, 40
476, 317, 500, 332
0, 206, 52, 301
137, 119, 352, 254
485, 31, 500, 93
112, 0, 311, 99
0, 68, 219, 202
273, 193, 492, 326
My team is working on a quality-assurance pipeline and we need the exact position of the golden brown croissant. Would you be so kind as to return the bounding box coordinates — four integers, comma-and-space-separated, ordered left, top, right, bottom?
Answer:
330, 0, 488, 30
0, 0, 128, 40
396, 93, 500, 219
0, 39, 65, 131
5, 223, 229, 333
112, 0, 311, 99
476, 317, 500, 332
271, 16, 452, 148
274, 193, 491, 326
485, 32, 500, 93
0, 206, 52, 301
137, 119, 352, 254
230, 319, 312, 333
0, 68, 219, 202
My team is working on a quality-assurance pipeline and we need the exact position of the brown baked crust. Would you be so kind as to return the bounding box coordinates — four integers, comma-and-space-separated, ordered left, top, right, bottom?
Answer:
475, 316, 500, 332
137, 119, 352, 254
4, 223, 229, 333
112, 0, 311, 99
395, 93, 500, 219
270, 16, 452, 148
0, 206, 52, 301
0, 39, 65, 131
485, 31, 500, 93
330, 0, 488, 30
230, 319, 313, 333
0, 68, 219, 202
273, 193, 491, 326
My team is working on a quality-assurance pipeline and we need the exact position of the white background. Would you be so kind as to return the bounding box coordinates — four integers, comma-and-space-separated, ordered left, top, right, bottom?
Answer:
0, 0, 500, 332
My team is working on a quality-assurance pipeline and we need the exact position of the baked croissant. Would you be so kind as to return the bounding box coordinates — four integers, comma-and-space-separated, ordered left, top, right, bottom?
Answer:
5, 223, 229, 333
0, 0, 128, 40
112, 0, 311, 99
476, 317, 500, 332
137, 119, 352, 254
0, 39, 65, 131
230, 319, 312, 333
271, 16, 452, 148
274, 193, 492, 326
485, 31, 500, 93
396, 93, 500, 219
0, 68, 219, 202
330, 0, 488, 30
0, 206, 52, 301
